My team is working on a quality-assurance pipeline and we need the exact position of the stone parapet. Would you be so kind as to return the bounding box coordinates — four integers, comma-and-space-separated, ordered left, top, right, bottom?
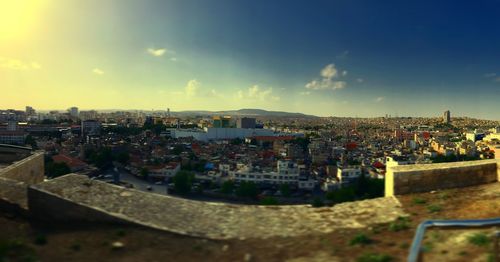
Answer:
0, 151, 44, 185
385, 159, 500, 197
29, 174, 407, 240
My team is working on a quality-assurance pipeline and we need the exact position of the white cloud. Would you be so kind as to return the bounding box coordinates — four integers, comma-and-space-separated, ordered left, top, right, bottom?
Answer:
305, 63, 347, 91
185, 79, 200, 97
356, 78, 364, 83
170, 57, 177, 62
237, 85, 278, 101
92, 68, 104, 75
147, 48, 167, 57
375, 96, 384, 102
484, 73, 497, 78
207, 89, 225, 98
0, 57, 41, 70
320, 64, 338, 79
299, 91, 311, 95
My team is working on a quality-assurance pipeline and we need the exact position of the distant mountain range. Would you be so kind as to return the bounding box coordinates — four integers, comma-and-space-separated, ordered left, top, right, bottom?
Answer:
172, 109, 318, 118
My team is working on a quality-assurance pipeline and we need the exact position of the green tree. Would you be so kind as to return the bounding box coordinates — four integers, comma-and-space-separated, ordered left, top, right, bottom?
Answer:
172, 145, 183, 155
260, 196, 279, 205
326, 187, 356, 203
236, 181, 258, 199
311, 197, 324, 207
88, 147, 113, 169
45, 161, 71, 178
115, 151, 130, 165
220, 180, 235, 194
25, 135, 38, 149
173, 171, 195, 194
279, 184, 291, 197
139, 167, 149, 179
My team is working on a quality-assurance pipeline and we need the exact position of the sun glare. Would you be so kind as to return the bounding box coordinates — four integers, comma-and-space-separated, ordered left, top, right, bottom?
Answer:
0, 0, 47, 40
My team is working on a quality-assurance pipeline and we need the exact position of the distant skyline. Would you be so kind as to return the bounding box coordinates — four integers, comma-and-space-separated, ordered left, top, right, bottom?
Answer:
2, 1, 500, 119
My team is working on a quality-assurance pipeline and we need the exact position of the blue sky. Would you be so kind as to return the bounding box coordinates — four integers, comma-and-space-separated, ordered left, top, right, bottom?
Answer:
1, 0, 500, 119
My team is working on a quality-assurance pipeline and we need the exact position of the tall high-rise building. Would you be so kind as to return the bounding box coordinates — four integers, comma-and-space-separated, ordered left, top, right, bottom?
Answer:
69, 107, 79, 118
25, 106, 36, 116
443, 110, 451, 124
237, 117, 256, 129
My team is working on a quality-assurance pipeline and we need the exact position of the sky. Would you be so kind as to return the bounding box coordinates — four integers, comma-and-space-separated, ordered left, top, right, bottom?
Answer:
1, 0, 500, 119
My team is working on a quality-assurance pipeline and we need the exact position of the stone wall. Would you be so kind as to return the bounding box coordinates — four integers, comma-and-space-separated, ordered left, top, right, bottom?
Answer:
385, 159, 500, 197
0, 151, 44, 185
29, 174, 407, 240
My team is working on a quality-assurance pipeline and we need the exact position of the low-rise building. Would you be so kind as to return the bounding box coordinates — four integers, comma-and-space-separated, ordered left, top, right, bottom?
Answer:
229, 160, 300, 185
337, 166, 361, 184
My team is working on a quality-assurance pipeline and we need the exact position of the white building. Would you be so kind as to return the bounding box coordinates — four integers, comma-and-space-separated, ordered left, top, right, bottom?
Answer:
168, 127, 300, 142
321, 177, 341, 192
229, 160, 300, 185
385, 156, 414, 168
147, 163, 181, 180
484, 132, 500, 142
337, 167, 361, 184
298, 178, 317, 191
81, 120, 101, 136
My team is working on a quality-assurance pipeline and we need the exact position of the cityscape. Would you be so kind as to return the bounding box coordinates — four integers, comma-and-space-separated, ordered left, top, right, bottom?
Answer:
1, 1, 500, 262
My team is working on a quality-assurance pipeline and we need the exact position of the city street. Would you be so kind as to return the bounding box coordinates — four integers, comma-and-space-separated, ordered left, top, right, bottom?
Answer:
104, 169, 169, 196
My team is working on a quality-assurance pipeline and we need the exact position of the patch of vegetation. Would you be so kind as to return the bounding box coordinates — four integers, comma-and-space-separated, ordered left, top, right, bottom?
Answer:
467, 233, 490, 247
116, 229, 126, 237
70, 243, 81, 251
422, 242, 434, 253
0, 239, 37, 262
371, 226, 383, 234
260, 197, 279, 205
220, 181, 234, 194
34, 234, 47, 245
399, 242, 409, 249
431, 230, 442, 241
311, 197, 324, 207
438, 192, 449, 200
173, 170, 195, 194
356, 253, 393, 262
388, 216, 410, 232
427, 204, 442, 213
279, 184, 291, 197
412, 197, 427, 205
193, 244, 203, 251
349, 233, 373, 246
45, 160, 71, 178
235, 181, 258, 199
325, 174, 385, 204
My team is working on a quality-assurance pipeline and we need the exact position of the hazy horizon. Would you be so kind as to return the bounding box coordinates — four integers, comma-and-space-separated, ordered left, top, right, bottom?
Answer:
2, 1, 500, 119
4, 107, 499, 121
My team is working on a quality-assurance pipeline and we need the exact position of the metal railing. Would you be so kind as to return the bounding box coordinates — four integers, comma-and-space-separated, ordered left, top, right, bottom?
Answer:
408, 217, 500, 262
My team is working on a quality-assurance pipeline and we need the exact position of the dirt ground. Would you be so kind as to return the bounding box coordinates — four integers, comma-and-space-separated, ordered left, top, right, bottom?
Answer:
1, 182, 499, 262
